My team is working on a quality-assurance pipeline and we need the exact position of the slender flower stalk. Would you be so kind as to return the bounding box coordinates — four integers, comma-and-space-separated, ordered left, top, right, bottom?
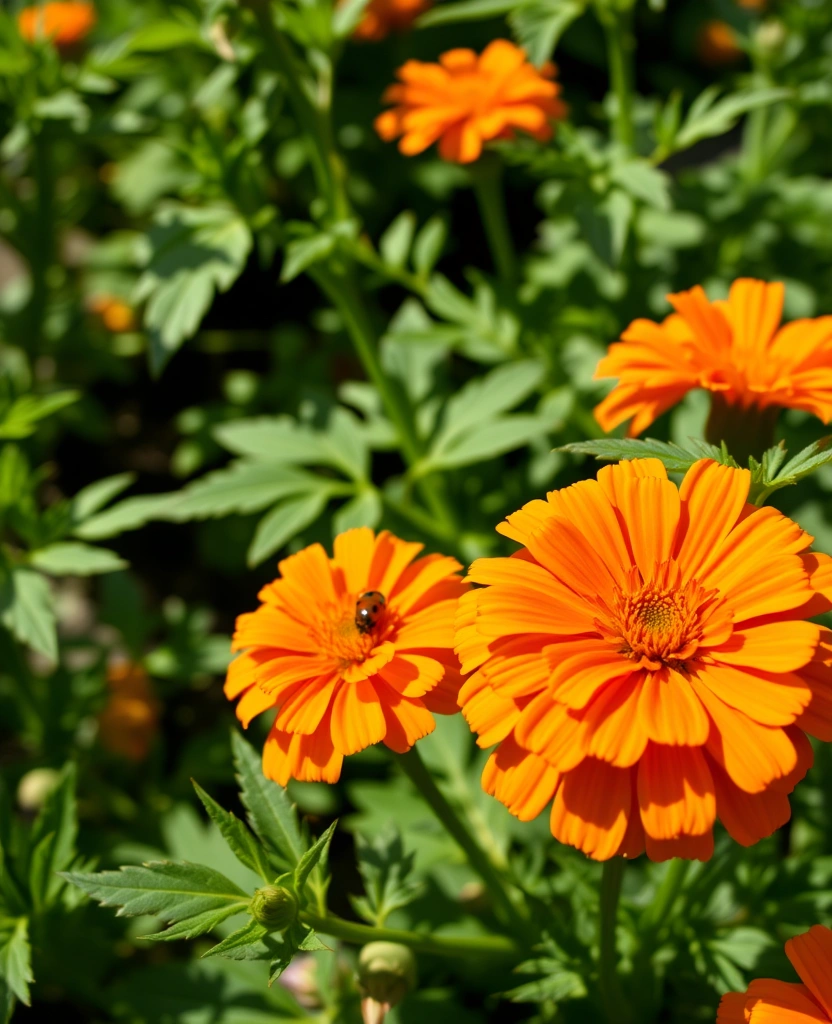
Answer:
599, 859, 631, 1024
396, 746, 532, 938
596, 2, 636, 151
469, 156, 518, 284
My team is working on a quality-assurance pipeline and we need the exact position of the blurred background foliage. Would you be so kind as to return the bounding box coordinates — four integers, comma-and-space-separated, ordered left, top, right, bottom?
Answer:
3, 0, 832, 1020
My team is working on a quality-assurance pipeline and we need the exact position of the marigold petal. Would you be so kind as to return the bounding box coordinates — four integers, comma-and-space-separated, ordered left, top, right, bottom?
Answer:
617, 475, 681, 579
596, 458, 668, 509
550, 759, 634, 861
525, 515, 619, 604
482, 735, 560, 821
550, 644, 635, 710
709, 621, 820, 673
370, 531, 424, 596
638, 666, 710, 745
236, 685, 278, 727
460, 674, 520, 748
378, 686, 435, 753
746, 979, 828, 1022
693, 661, 811, 727
332, 526, 376, 595
583, 675, 649, 767
710, 757, 791, 846
394, 598, 459, 648
785, 927, 832, 1018
675, 460, 751, 579
717, 992, 750, 1024
727, 278, 784, 355
637, 743, 715, 840
644, 831, 714, 862
514, 691, 587, 770
330, 678, 387, 755
377, 653, 444, 698
275, 673, 340, 734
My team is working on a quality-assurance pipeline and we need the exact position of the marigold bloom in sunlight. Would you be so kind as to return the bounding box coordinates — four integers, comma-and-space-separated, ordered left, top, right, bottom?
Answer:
456, 457, 832, 862
225, 528, 467, 784
697, 20, 743, 65
99, 661, 160, 762
18, 2, 96, 47
375, 39, 566, 163
350, 0, 431, 41
718, 925, 832, 1023
89, 295, 136, 333
594, 279, 832, 438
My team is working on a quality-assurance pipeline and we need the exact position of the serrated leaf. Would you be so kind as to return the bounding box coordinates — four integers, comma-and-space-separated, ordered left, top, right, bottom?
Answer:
293, 822, 337, 896
280, 233, 335, 283
0, 391, 80, 440
61, 861, 249, 939
71, 473, 136, 522
297, 929, 330, 952
28, 763, 76, 910
560, 437, 732, 473
0, 567, 57, 661
422, 415, 546, 473
508, 0, 585, 67
164, 461, 323, 521
674, 86, 791, 153
231, 733, 305, 872
73, 494, 176, 540
192, 782, 273, 883
418, 0, 515, 26
201, 919, 286, 961
351, 830, 423, 927
29, 542, 127, 576
439, 361, 545, 443
0, 918, 32, 1006
247, 491, 330, 567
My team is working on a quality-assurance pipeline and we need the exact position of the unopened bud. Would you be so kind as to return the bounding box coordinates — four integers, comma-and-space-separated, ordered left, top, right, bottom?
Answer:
17, 768, 60, 812
248, 885, 298, 931
755, 19, 786, 56
358, 942, 417, 1024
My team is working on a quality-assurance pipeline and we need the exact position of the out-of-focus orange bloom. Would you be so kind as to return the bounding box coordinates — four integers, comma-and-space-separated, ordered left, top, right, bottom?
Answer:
718, 925, 832, 1022
18, 2, 96, 47
456, 457, 832, 862
737, 0, 765, 9
697, 20, 744, 65
351, 0, 431, 41
375, 39, 566, 163
89, 295, 136, 333
594, 279, 832, 437
225, 528, 468, 784
99, 662, 160, 762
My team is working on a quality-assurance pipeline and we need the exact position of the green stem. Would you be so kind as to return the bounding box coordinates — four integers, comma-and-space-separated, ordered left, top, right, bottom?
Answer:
597, 4, 635, 151
395, 747, 531, 938
469, 156, 517, 284
638, 859, 689, 934
30, 125, 54, 354
310, 265, 458, 538
599, 859, 630, 1024
301, 910, 519, 957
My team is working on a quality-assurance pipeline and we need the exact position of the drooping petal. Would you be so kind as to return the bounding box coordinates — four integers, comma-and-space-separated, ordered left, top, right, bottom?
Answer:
330, 678, 387, 755
637, 743, 715, 840
550, 759, 635, 861
785, 927, 832, 1018
514, 692, 588, 770
746, 979, 828, 1023
637, 666, 710, 745
482, 735, 560, 821
709, 757, 790, 847
583, 675, 649, 768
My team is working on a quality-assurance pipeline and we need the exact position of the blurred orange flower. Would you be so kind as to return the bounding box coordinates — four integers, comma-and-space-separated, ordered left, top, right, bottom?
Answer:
456, 457, 832, 862
375, 39, 566, 163
99, 662, 160, 762
718, 925, 832, 1023
697, 20, 743, 65
18, 2, 96, 47
737, 0, 765, 9
225, 528, 467, 784
89, 295, 136, 333
351, 0, 431, 41
594, 279, 832, 437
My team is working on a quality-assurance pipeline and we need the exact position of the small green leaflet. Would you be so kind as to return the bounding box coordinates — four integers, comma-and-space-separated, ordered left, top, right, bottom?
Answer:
293, 821, 337, 895
560, 437, 732, 473
351, 830, 423, 927
231, 733, 305, 872
0, 567, 58, 662
191, 781, 273, 883
0, 391, 79, 440
29, 542, 127, 576
0, 918, 33, 1007
61, 861, 250, 940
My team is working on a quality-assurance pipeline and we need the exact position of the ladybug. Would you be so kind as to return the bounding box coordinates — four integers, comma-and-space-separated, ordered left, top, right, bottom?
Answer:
355, 591, 386, 634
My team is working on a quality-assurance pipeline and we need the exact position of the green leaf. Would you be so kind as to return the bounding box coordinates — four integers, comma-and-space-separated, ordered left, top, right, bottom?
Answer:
440, 360, 544, 442
72, 494, 175, 541
350, 830, 423, 927
422, 415, 546, 473
297, 929, 330, 952
61, 861, 249, 940
751, 437, 832, 503
280, 234, 336, 284
201, 919, 285, 961
419, 0, 515, 26
411, 217, 447, 276
0, 391, 80, 440
508, 0, 585, 66
610, 158, 671, 212
332, 489, 382, 534
192, 782, 273, 883
231, 733, 305, 872
0, 567, 57, 661
71, 473, 136, 522
379, 212, 417, 270
293, 822, 337, 896
135, 203, 253, 373
0, 918, 32, 1006
29, 542, 128, 576
247, 491, 330, 567
559, 437, 731, 473
28, 763, 77, 910
674, 86, 791, 153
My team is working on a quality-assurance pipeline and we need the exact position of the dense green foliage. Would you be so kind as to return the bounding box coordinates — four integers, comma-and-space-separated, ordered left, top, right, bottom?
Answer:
3, 0, 832, 1021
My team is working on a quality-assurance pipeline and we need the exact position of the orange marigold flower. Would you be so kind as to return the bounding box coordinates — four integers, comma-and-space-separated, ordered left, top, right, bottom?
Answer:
89, 294, 136, 333
697, 20, 743, 65
375, 39, 566, 164
225, 528, 468, 784
718, 925, 832, 1023
456, 457, 832, 862
594, 278, 832, 438
18, 2, 96, 47
350, 0, 431, 42
99, 661, 160, 762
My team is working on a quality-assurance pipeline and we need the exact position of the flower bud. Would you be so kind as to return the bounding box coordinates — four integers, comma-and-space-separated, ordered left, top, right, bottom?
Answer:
754, 20, 786, 56
17, 768, 60, 812
248, 886, 298, 931
357, 942, 417, 1024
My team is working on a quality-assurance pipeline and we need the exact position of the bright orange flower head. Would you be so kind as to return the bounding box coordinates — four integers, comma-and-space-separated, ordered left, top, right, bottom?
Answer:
18, 2, 96, 47
226, 528, 468, 784
89, 294, 136, 333
375, 39, 566, 163
456, 457, 832, 862
718, 925, 832, 1023
697, 20, 743, 65
350, 0, 431, 41
594, 279, 832, 438
99, 661, 160, 763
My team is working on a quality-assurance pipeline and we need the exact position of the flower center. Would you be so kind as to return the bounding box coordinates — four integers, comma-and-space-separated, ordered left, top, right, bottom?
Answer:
599, 561, 720, 671
311, 598, 390, 668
